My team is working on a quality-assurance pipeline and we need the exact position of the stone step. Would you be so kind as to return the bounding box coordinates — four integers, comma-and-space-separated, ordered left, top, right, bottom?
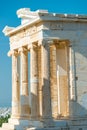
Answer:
1, 122, 26, 130
54, 120, 68, 127
8, 118, 43, 127
8, 118, 20, 125
2, 123, 15, 129
1, 124, 26, 130
0, 127, 13, 130
26, 127, 69, 130
0, 126, 69, 130
15, 125, 27, 130
8, 119, 68, 128
1, 119, 38, 130
0, 119, 69, 130
0, 127, 23, 130
68, 119, 87, 126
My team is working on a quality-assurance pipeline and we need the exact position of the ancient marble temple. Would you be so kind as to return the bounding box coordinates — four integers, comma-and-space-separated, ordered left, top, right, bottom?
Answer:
1, 8, 87, 130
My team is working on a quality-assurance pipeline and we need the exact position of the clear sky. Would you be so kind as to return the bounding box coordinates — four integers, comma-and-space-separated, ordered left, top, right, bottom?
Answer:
0, 0, 87, 107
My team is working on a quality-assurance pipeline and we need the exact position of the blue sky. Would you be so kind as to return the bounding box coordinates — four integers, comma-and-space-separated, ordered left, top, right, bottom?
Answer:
0, 0, 87, 107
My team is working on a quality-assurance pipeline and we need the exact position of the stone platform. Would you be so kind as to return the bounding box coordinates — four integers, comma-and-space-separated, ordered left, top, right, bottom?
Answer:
0, 118, 67, 130
0, 118, 43, 130
1, 118, 87, 130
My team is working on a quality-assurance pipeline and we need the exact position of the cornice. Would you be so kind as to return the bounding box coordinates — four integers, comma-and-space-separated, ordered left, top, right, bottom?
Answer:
2, 8, 87, 37
3, 17, 41, 36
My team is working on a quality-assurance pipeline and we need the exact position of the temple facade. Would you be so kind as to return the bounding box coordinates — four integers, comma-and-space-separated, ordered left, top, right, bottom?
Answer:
1, 8, 87, 130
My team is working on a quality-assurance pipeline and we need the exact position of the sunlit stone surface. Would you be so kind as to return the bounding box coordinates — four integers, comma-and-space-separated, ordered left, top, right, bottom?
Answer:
1, 8, 87, 130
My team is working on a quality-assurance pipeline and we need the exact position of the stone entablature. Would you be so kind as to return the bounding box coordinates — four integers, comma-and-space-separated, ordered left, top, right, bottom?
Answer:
2, 8, 87, 130
3, 8, 87, 53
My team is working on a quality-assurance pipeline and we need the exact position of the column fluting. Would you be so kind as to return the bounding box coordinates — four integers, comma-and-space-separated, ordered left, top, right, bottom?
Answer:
8, 50, 20, 118
18, 47, 30, 119
30, 44, 39, 120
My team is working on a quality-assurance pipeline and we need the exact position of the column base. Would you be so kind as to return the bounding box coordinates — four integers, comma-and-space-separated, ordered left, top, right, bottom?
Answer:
30, 116, 39, 121
41, 118, 54, 128
20, 95, 30, 118
11, 114, 21, 119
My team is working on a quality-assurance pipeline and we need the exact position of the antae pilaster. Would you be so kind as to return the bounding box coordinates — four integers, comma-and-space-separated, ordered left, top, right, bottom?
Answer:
30, 43, 39, 120
18, 47, 30, 119
8, 50, 20, 118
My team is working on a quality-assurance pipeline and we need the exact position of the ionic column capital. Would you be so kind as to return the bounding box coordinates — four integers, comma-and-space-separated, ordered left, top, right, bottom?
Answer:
28, 43, 37, 50
7, 50, 18, 57
18, 47, 28, 54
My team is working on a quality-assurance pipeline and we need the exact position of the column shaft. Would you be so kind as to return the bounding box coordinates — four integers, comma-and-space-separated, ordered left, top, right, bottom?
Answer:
30, 45, 39, 120
41, 43, 52, 121
20, 48, 30, 118
11, 51, 20, 118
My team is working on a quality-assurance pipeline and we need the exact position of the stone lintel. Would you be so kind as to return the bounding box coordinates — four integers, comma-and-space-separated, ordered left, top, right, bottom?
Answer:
38, 38, 69, 47
9, 38, 69, 54
10, 37, 30, 50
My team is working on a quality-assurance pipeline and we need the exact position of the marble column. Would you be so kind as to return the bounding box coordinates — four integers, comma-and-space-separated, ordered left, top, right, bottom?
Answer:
41, 40, 53, 126
8, 50, 20, 118
30, 44, 39, 120
18, 47, 30, 119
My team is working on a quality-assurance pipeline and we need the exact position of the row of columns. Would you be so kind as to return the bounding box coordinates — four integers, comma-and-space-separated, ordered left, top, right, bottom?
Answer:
8, 40, 52, 122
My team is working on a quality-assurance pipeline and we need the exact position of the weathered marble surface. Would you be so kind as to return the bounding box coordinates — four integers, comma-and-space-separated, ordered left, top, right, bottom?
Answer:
2, 7, 87, 130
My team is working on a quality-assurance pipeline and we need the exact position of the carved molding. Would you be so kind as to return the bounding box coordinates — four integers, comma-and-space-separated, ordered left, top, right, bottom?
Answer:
7, 50, 18, 57
10, 26, 37, 44
27, 26, 37, 35
18, 47, 28, 54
